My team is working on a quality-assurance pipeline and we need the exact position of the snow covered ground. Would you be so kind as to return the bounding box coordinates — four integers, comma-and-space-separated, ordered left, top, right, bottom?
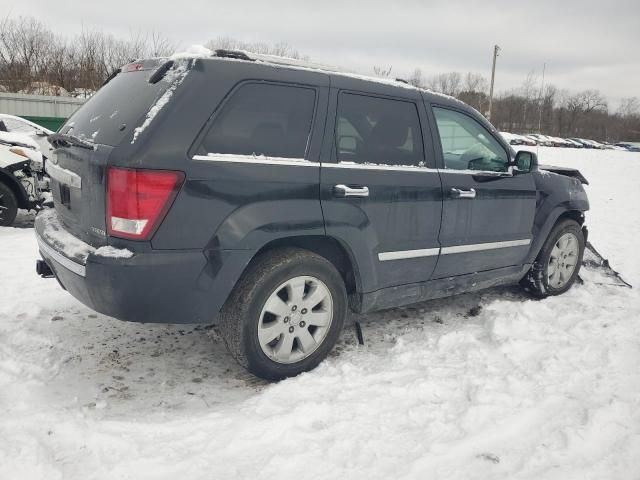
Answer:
1, 147, 639, 480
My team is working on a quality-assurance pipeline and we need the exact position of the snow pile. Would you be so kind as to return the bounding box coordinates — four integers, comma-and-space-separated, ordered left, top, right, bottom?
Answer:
170, 44, 213, 60
0, 130, 40, 150
94, 246, 134, 259
37, 208, 95, 262
0, 148, 639, 479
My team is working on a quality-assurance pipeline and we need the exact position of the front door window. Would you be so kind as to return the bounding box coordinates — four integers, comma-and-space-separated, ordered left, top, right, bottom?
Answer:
433, 107, 508, 173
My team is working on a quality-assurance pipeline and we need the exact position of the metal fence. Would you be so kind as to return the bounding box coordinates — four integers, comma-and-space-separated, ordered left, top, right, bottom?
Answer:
0, 92, 86, 130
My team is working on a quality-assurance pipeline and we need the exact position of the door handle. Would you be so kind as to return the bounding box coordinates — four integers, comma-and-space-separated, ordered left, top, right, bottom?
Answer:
334, 184, 369, 198
450, 187, 476, 199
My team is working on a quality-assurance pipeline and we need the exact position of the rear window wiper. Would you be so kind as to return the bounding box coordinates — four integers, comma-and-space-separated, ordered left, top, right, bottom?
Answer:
48, 133, 94, 150
102, 68, 121, 86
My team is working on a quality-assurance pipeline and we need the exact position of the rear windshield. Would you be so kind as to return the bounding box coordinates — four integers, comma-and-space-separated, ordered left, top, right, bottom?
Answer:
60, 60, 187, 146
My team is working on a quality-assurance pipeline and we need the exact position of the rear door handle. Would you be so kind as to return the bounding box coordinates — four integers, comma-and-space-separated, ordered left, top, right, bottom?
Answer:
450, 187, 476, 199
334, 184, 369, 198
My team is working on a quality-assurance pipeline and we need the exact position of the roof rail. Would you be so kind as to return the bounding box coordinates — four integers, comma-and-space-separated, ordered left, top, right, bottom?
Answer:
214, 48, 348, 74
214, 49, 254, 61
210, 49, 416, 91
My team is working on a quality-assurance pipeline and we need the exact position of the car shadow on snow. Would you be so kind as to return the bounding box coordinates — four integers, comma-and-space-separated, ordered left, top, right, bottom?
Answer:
341, 285, 527, 353
44, 307, 272, 416
44, 284, 530, 416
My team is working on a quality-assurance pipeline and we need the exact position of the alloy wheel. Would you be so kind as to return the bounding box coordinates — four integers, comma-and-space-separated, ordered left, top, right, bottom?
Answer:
257, 275, 333, 364
547, 232, 579, 289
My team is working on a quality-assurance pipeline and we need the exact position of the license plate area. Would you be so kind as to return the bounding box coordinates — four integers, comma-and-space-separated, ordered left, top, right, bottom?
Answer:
59, 184, 71, 208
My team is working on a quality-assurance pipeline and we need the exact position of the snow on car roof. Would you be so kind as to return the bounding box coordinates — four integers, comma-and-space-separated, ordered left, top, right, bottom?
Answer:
169, 45, 470, 108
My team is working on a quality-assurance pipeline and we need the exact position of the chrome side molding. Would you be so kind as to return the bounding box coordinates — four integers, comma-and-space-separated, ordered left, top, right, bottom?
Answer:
378, 248, 440, 261
36, 235, 87, 277
441, 239, 531, 255
378, 239, 531, 261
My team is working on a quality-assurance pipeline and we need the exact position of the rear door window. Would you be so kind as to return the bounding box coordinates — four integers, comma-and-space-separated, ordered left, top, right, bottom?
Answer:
200, 83, 316, 159
335, 93, 424, 167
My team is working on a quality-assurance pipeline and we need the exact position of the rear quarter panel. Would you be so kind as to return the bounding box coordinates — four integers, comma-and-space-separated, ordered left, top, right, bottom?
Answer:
148, 60, 331, 251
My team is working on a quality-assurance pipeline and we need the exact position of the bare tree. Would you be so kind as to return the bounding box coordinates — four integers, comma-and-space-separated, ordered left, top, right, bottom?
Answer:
463, 72, 488, 93
458, 72, 488, 112
407, 68, 423, 87
45, 37, 79, 94
565, 89, 608, 134
618, 97, 640, 118
206, 36, 307, 60
537, 84, 557, 133
372, 65, 393, 78
520, 70, 538, 130
149, 31, 175, 58
427, 72, 462, 97
0, 16, 54, 92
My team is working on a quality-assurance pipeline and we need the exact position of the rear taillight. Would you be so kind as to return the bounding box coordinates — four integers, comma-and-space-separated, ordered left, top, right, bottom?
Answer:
106, 167, 184, 240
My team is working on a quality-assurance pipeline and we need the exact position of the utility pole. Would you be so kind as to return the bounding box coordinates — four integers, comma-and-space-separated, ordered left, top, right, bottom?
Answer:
487, 44, 500, 121
537, 63, 546, 133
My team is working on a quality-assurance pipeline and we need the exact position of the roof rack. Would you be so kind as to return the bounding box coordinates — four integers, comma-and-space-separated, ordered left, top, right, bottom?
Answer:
211, 48, 417, 91
214, 49, 254, 61
214, 48, 348, 74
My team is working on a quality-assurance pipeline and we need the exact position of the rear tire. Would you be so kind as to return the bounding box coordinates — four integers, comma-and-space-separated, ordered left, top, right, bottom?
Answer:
0, 182, 18, 227
521, 219, 585, 297
219, 247, 347, 381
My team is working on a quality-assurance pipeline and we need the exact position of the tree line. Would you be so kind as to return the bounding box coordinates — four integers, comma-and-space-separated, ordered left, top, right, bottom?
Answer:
1, 15, 638, 141
0, 16, 305, 97
380, 67, 639, 142
0, 16, 176, 96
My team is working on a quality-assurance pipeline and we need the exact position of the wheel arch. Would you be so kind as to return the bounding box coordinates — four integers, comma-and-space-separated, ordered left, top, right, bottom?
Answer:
527, 206, 587, 264
0, 168, 31, 209
556, 209, 585, 226
249, 235, 362, 296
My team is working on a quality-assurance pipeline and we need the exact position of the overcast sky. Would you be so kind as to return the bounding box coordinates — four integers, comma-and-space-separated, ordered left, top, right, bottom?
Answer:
8, 0, 640, 109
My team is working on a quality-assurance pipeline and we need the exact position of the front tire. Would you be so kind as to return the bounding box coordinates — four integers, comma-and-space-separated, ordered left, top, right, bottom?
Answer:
219, 247, 347, 380
521, 218, 585, 297
0, 182, 18, 227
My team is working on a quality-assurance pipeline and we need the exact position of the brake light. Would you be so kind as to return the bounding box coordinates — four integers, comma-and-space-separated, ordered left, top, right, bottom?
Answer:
106, 167, 184, 240
124, 63, 145, 72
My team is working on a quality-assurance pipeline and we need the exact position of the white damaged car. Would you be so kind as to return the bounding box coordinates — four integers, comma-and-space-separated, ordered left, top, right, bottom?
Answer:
0, 130, 50, 226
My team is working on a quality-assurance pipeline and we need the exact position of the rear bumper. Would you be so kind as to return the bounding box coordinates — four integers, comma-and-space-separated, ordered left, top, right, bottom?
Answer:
34, 210, 254, 324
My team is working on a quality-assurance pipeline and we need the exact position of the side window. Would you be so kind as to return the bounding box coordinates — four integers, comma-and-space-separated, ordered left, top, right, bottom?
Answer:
335, 93, 424, 167
432, 107, 509, 172
202, 83, 316, 159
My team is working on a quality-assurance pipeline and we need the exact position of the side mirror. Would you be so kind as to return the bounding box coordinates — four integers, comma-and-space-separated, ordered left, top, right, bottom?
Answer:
513, 150, 538, 174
